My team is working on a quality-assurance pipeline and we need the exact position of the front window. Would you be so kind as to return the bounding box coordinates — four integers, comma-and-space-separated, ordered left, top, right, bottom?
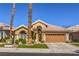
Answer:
19, 31, 27, 39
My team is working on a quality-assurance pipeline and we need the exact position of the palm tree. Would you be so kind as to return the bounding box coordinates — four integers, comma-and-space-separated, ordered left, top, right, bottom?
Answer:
10, 3, 16, 44
28, 3, 32, 44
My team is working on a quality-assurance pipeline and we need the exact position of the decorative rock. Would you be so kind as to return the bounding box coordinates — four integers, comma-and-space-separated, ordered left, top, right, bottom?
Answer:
4, 45, 13, 48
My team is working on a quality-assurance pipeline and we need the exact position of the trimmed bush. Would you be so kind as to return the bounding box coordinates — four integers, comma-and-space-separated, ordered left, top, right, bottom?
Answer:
19, 38, 23, 42
4, 37, 10, 39
2, 39, 6, 42
17, 44, 48, 48
32, 31, 36, 41
15, 40, 19, 44
21, 39, 26, 44
1, 37, 10, 42
5, 39, 12, 45
18, 38, 26, 44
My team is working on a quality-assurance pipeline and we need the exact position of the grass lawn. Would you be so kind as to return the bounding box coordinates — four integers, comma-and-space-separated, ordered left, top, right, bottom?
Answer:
71, 42, 79, 47
17, 44, 48, 48
72, 44, 79, 47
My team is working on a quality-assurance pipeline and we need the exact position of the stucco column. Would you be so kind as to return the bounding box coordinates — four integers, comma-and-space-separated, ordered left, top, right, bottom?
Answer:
43, 33, 46, 42
16, 34, 19, 39
66, 33, 69, 42
35, 33, 38, 43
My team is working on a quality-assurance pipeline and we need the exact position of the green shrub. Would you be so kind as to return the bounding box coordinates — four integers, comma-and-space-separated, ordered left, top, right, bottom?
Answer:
21, 39, 26, 44
19, 38, 23, 41
2, 39, 6, 42
17, 44, 48, 48
5, 39, 12, 45
1, 37, 10, 42
32, 31, 36, 41
4, 37, 10, 39
15, 40, 19, 44
32, 44, 48, 48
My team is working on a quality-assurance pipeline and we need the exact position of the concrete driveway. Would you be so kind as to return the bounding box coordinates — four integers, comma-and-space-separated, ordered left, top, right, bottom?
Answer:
47, 43, 79, 54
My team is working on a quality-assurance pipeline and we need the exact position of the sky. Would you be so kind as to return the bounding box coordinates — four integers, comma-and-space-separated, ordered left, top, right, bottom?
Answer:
0, 3, 79, 27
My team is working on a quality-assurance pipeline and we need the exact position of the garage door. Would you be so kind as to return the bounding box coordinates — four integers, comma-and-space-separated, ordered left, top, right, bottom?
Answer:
46, 34, 65, 43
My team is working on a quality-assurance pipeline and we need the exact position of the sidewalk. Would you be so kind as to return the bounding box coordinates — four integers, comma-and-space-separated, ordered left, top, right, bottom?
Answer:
0, 48, 77, 54
0, 48, 50, 53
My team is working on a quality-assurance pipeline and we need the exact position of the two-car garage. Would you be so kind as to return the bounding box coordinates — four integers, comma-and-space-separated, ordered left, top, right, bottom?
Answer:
45, 34, 65, 43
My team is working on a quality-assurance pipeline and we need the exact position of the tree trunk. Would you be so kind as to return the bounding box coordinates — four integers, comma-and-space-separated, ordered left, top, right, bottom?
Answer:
10, 3, 15, 44
28, 3, 32, 44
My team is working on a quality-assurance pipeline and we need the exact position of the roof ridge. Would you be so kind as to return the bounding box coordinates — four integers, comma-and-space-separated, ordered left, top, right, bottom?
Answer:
32, 19, 67, 30
67, 24, 79, 29
14, 24, 27, 30
32, 19, 49, 25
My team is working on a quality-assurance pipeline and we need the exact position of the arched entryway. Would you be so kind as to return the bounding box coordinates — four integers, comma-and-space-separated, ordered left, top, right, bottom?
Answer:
37, 26, 42, 42
19, 31, 27, 39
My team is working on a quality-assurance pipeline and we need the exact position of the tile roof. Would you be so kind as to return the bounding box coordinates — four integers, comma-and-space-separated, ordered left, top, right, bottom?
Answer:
32, 19, 68, 32
42, 24, 68, 32
32, 19, 48, 25
0, 23, 9, 26
67, 25, 79, 32
0, 23, 10, 30
14, 24, 28, 30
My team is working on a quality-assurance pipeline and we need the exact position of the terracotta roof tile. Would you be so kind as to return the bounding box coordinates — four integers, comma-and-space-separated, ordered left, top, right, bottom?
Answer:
42, 25, 68, 32
67, 25, 79, 32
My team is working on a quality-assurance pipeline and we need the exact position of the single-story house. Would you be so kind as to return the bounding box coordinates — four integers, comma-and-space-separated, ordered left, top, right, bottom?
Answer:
31, 20, 70, 43
0, 23, 11, 40
67, 25, 79, 41
0, 20, 75, 43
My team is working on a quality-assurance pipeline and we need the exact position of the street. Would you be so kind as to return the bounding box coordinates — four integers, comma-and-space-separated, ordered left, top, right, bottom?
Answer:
0, 52, 79, 56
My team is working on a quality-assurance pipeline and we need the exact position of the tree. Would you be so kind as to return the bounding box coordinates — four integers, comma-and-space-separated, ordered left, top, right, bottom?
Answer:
10, 3, 16, 44
28, 3, 32, 44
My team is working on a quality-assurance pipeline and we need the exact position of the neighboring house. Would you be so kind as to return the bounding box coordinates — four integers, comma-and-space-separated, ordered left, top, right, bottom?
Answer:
0, 23, 11, 40
67, 25, 79, 41
14, 25, 28, 40
0, 20, 76, 43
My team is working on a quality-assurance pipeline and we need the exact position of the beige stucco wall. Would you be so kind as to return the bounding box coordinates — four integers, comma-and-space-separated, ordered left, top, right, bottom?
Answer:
15, 28, 28, 40
32, 22, 47, 42
15, 28, 27, 35
32, 22, 47, 29
65, 33, 69, 41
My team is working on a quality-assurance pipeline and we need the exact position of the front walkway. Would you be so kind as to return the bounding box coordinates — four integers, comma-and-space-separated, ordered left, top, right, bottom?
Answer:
0, 43, 78, 54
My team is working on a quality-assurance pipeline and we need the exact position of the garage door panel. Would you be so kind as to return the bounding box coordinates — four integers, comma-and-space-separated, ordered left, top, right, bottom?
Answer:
46, 34, 65, 43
